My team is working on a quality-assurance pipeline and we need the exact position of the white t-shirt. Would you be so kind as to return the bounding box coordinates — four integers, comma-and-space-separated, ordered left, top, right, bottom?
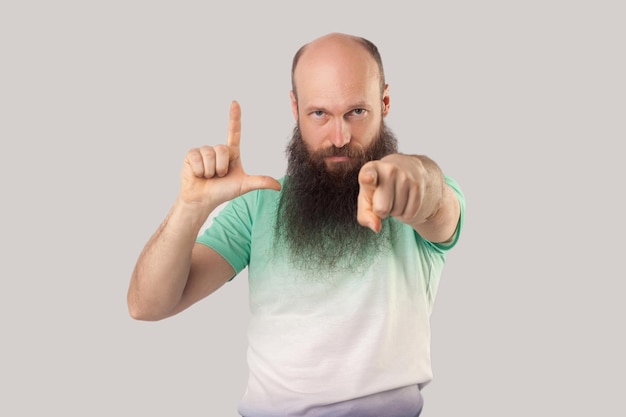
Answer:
197, 176, 465, 417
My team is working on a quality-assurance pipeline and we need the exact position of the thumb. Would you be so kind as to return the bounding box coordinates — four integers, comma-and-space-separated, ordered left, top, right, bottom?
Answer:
240, 175, 282, 195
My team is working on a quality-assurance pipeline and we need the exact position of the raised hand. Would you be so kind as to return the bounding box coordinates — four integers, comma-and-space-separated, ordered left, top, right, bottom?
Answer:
180, 100, 281, 209
356, 154, 428, 233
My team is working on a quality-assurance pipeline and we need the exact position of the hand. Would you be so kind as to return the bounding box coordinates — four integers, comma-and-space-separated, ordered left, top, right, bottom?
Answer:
180, 101, 281, 209
357, 154, 426, 232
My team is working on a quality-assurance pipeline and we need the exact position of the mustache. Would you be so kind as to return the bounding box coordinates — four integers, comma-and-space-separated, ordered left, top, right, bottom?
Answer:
313, 144, 367, 159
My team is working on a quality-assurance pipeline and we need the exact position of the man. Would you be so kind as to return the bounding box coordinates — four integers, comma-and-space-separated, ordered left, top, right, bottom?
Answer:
128, 32, 465, 417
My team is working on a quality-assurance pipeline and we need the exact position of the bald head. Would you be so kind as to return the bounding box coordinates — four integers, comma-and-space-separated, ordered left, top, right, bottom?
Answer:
290, 33, 386, 101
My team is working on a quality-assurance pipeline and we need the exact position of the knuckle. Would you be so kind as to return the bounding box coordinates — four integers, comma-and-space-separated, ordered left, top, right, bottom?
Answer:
373, 201, 390, 217
186, 149, 202, 163
200, 146, 216, 159
213, 144, 228, 154
213, 145, 232, 163
387, 164, 399, 178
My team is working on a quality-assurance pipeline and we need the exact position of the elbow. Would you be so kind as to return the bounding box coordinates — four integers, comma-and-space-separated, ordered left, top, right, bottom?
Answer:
128, 304, 166, 322
127, 293, 169, 322
128, 301, 154, 321
128, 304, 152, 321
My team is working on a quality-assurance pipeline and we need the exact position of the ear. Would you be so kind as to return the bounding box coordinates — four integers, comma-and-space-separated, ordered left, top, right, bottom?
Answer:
290, 90, 299, 121
382, 84, 390, 117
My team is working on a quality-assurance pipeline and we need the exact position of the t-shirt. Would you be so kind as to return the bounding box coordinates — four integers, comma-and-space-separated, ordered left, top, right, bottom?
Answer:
196, 176, 465, 417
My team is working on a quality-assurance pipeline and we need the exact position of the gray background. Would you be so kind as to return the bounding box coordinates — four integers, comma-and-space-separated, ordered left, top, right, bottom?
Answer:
1, 1, 624, 416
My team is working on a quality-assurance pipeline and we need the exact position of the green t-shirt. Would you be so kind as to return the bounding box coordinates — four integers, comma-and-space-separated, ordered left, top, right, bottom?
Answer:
197, 175, 465, 416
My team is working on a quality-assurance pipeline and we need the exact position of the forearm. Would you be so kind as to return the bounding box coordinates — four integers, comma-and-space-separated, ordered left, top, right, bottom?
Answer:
127, 198, 216, 320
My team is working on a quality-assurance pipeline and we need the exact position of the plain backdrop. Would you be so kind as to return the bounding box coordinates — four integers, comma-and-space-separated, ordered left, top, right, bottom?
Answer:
1, 1, 624, 416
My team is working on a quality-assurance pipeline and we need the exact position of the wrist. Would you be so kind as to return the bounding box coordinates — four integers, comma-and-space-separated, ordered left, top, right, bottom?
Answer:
171, 196, 217, 231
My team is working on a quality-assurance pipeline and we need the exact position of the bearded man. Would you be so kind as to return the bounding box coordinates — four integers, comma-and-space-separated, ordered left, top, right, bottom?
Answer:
128, 32, 465, 417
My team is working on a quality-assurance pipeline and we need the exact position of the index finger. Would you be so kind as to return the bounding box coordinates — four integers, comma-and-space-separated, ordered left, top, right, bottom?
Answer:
227, 100, 241, 148
357, 163, 382, 232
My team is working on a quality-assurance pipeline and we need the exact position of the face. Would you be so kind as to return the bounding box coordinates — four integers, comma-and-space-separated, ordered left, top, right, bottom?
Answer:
290, 37, 390, 173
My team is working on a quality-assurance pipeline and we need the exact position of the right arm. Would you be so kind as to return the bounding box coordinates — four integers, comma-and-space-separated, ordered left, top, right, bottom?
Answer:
127, 101, 281, 321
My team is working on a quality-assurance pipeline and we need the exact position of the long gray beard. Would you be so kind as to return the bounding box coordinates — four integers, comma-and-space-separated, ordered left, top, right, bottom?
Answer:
273, 122, 399, 279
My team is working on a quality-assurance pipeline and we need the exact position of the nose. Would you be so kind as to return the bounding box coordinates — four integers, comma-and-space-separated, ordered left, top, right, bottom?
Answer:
329, 118, 350, 148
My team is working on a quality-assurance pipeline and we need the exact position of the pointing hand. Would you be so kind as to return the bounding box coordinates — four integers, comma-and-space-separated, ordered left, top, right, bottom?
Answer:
357, 154, 426, 232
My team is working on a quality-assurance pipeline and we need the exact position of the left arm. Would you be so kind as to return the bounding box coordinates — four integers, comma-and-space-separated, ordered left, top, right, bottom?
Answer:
357, 153, 461, 243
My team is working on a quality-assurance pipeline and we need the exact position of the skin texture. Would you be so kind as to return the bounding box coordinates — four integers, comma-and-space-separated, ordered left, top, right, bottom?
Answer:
127, 32, 461, 321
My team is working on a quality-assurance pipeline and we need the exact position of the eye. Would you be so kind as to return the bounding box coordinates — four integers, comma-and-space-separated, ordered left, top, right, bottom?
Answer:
351, 108, 366, 116
312, 110, 325, 117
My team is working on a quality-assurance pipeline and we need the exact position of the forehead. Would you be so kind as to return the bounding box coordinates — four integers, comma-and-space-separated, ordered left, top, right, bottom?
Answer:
294, 40, 381, 108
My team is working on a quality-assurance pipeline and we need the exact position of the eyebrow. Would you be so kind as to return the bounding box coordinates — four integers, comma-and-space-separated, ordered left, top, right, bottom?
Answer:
303, 101, 372, 114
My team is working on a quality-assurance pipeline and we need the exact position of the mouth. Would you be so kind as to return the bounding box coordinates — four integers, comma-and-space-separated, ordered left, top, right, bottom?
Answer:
323, 155, 358, 173
325, 156, 352, 163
